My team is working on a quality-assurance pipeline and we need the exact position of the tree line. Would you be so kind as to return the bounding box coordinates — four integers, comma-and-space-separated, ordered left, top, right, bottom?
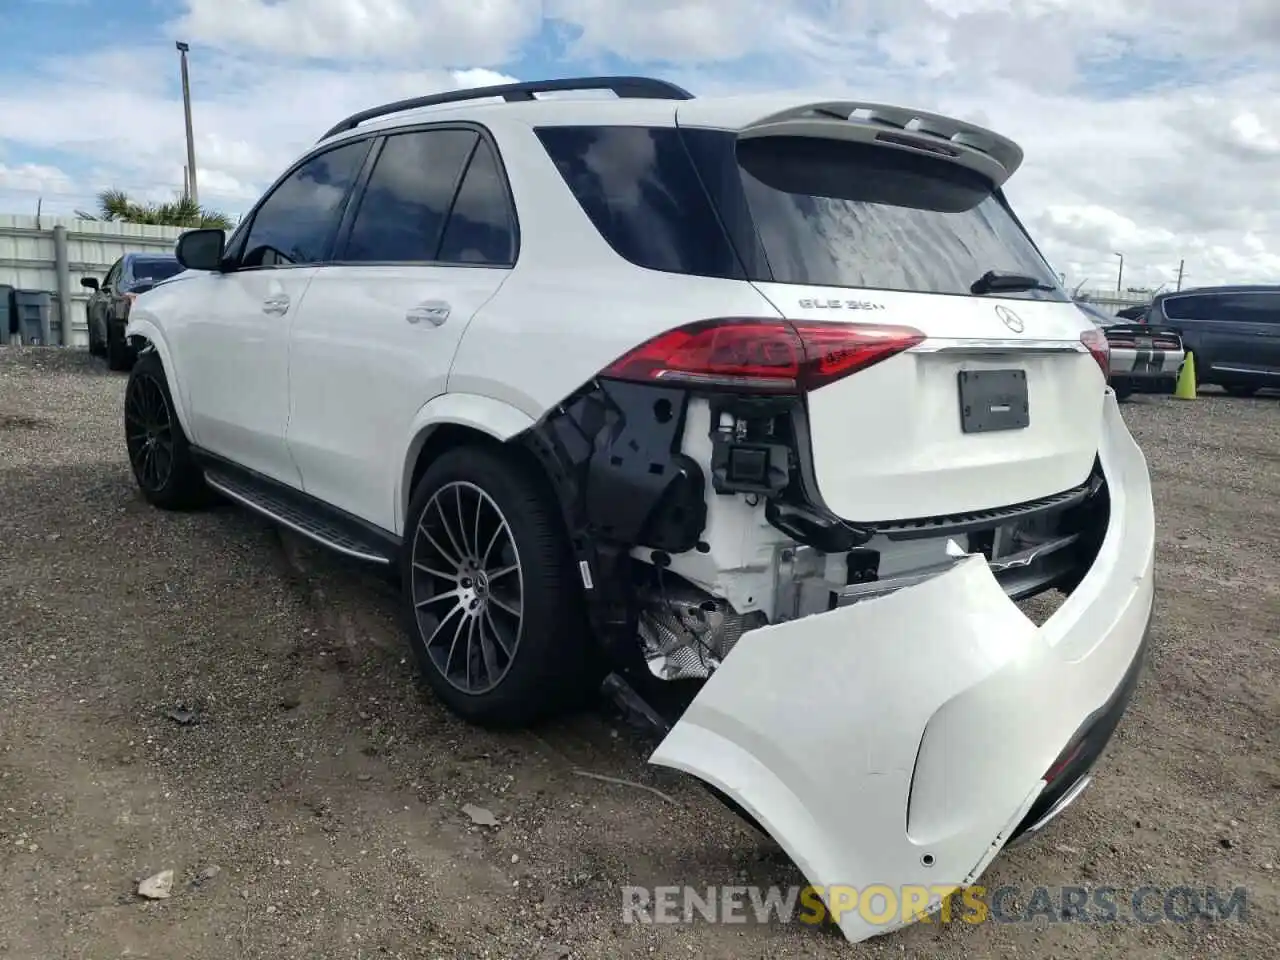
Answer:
76, 188, 234, 229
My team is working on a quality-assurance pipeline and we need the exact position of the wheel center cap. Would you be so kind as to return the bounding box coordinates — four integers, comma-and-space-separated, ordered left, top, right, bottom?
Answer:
473, 571, 490, 596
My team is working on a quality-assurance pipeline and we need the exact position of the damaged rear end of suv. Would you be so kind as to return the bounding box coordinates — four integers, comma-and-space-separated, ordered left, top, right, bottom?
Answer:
121, 80, 1154, 945
493, 98, 1154, 942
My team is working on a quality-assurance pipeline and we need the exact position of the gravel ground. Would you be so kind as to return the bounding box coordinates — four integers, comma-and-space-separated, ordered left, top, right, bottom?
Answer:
1, 346, 1276, 960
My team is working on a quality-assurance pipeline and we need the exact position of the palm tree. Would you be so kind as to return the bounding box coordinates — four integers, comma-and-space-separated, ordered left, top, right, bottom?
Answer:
75, 188, 235, 229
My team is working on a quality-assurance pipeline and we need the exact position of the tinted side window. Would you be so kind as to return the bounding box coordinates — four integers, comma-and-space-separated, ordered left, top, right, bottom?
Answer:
103, 260, 122, 289
241, 140, 369, 267
1218, 293, 1280, 324
534, 126, 745, 280
437, 140, 517, 265
343, 129, 478, 263
1160, 295, 1210, 321
129, 258, 183, 284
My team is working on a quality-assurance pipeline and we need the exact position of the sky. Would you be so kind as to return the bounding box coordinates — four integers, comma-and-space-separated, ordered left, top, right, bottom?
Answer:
1, 0, 1278, 292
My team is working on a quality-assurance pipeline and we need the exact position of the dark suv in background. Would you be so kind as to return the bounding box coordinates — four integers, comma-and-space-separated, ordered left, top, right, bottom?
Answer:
1146, 285, 1280, 397
81, 252, 184, 370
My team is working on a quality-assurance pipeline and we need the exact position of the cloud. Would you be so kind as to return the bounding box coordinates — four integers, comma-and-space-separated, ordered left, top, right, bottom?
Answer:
0, 161, 74, 195
0, 0, 1277, 291
173, 0, 543, 64
546, 0, 785, 62
0, 47, 520, 214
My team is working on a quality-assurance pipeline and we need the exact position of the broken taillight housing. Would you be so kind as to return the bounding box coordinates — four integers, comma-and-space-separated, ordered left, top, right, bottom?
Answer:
600, 318, 927, 393
1079, 328, 1110, 383
1042, 738, 1087, 784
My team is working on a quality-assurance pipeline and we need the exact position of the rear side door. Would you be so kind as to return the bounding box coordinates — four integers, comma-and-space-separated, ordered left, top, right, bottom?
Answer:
285, 126, 519, 532
1255, 292, 1280, 376
174, 138, 371, 485
1212, 292, 1280, 381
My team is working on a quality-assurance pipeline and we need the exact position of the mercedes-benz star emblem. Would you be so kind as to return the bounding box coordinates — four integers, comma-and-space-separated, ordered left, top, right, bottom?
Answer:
995, 305, 1025, 333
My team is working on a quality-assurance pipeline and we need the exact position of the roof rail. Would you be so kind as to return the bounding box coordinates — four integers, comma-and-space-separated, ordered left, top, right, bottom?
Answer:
319, 76, 695, 141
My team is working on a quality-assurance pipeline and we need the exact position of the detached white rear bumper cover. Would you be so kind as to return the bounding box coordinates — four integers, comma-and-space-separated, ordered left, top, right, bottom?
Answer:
649, 392, 1154, 943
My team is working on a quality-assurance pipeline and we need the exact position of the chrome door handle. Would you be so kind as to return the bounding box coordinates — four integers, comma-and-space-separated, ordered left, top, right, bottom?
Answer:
406, 301, 450, 326
262, 294, 290, 315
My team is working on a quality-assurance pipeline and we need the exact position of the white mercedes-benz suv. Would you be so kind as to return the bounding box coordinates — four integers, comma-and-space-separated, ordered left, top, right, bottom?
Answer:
123, 76, 1155, 942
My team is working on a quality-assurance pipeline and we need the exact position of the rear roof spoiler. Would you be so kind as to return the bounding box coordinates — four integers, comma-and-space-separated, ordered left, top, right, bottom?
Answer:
731, 100, 1024, 188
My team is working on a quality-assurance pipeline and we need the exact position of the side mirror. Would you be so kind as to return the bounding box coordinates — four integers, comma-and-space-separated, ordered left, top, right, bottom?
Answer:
80, 277, 99, 290
175, 228, 227, 272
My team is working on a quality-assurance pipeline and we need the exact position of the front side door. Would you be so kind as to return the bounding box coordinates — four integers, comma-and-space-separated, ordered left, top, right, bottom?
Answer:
177, 138, 372, 486
90, 259, 121, 344
286, 128, 518, 531
1160, 293, 1224, 370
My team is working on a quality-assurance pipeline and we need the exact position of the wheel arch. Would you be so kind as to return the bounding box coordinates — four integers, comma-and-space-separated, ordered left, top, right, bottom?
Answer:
397, 393, 539, 536
121, 319, 196, 440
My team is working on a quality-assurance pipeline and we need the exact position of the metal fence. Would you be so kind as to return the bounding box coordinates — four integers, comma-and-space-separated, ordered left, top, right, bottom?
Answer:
1072, 290, 1154, 317
0, 215, 184, 347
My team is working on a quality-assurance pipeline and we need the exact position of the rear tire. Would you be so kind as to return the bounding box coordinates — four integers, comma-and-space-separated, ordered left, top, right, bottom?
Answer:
401, 445, 593, 728
124, 351, 209, 510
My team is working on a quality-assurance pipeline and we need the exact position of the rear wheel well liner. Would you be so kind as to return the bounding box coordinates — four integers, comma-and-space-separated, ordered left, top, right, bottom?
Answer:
403, 423, 565, 538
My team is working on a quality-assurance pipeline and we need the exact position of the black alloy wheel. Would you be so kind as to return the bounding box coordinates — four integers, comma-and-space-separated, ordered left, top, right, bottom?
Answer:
125, 370, 175, 494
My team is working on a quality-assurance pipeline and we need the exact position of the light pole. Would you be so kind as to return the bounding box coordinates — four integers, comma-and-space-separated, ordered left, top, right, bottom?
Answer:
1113, 251, 1124, 295
176, 41, 198, 207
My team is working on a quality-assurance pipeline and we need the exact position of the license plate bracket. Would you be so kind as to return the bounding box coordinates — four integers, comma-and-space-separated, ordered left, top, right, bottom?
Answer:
958, 369, 1029, 433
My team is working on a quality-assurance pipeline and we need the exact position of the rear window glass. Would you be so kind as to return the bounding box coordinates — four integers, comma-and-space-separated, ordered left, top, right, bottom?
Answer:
131, 258, 182, 283
733, 135, 1065, 300
536, 124, 1065, 301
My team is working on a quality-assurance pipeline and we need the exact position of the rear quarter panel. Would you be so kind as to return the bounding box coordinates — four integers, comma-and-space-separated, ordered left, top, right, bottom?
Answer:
444, 119, 785, 416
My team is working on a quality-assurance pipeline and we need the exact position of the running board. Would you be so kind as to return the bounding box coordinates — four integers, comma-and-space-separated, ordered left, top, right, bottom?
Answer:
195, 452, 399, 566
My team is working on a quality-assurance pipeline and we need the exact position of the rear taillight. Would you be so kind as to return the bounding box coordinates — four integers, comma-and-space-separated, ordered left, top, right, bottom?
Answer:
1080, 328, 1110, 383
600, 318, 926, 393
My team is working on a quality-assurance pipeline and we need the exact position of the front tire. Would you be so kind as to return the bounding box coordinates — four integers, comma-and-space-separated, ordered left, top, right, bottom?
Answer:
402, 446, 593, 728
106, 322, 134, 371
1224, 385, 1258, 398
124, 351, 209, 510
88, 318, 105, 357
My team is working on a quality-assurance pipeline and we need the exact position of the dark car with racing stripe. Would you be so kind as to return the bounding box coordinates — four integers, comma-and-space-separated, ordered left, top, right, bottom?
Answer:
1076, 300, 1185, 400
